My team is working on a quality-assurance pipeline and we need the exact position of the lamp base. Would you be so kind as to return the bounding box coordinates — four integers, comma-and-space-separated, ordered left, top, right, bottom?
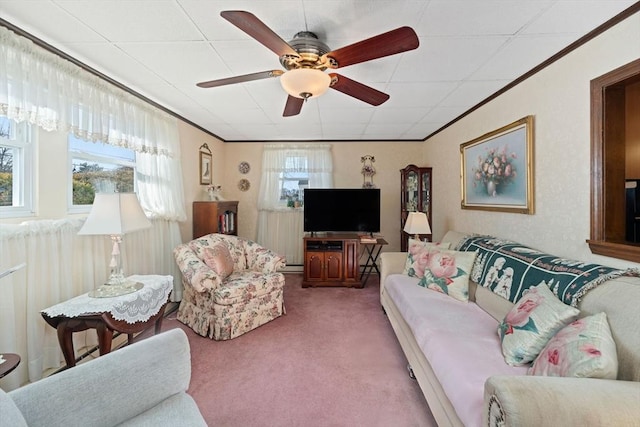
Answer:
88, 281, 144, 298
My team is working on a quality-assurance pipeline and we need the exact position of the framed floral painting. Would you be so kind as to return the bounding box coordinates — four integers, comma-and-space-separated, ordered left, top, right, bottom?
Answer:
460, 116, 534, 214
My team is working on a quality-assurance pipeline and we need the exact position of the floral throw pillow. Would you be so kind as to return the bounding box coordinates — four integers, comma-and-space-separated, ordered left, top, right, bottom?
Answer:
417, 248, 476, 302
529, 312, 618, 379
403, 239, 451, 278
498, 283, 580, 366
202, 243, 234, 279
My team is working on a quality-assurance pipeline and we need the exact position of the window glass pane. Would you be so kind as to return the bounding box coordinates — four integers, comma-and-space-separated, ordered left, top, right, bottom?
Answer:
0, 145, 14, 207
69, 135, 135, 206
279, 155, 309, 206
0, 116, 32, 216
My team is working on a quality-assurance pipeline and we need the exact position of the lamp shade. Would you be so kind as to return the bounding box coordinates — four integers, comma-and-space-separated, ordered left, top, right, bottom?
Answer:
78, 193, 151, 236
280, 68, 331, 99
403, 211, 432, 236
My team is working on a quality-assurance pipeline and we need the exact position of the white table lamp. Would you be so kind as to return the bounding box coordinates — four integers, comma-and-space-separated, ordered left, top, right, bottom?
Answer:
403, 212, 432, 241
78, 193, 151, 297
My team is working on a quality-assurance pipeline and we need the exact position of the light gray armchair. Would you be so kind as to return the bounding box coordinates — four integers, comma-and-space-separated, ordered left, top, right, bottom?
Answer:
0, 329, 206, 427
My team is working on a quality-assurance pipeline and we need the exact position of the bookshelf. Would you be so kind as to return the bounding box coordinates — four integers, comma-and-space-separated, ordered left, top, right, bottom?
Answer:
192, 201, 238, 239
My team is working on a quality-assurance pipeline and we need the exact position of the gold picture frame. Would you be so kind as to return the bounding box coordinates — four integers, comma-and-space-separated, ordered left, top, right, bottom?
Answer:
199, 151, 212, 185
460, 116, 534, 214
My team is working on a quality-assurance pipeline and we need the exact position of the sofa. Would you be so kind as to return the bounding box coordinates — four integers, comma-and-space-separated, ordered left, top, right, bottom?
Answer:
0, 329, 206, 427
174, 233, 286, 340
380, 230, 640, 427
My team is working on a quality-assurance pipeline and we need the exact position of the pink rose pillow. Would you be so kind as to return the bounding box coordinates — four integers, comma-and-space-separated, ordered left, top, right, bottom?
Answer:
202, 243, 234, 279
498, 283, 580, 366
418, 248, 476, 302
403, 239, 451, 278
529, 312, 618, 378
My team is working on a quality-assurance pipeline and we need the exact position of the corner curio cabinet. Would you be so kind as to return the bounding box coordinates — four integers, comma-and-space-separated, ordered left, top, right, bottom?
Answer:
400, 165, 433, 251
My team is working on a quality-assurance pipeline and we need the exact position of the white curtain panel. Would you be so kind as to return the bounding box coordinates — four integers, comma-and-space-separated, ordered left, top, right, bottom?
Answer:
0, 27, 188, 388
0, 219, 182, 390
257, 144, 333, 265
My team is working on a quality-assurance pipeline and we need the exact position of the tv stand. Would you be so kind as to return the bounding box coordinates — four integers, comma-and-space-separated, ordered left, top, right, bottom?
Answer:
303, 233, 361, 288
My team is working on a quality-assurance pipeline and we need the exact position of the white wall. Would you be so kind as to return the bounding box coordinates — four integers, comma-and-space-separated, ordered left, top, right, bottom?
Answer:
423, 13, 640, 269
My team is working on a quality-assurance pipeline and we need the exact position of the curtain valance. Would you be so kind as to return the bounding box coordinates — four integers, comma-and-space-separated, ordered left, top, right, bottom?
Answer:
0, 26, 178, 158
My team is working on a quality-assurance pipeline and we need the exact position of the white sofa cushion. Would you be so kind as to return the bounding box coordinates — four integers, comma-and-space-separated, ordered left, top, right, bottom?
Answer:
385, 274, 527, 427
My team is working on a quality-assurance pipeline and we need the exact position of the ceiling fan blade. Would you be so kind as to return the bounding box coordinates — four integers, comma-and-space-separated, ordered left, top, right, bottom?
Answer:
283, 95, 304, 117
196, 70, 283, 88
323, 26, 419, 69
329, 73, 390, 106
221, 11, 299, 58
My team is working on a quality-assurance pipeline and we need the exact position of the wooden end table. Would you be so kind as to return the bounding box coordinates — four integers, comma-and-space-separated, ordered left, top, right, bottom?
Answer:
41, 275, 172, 369
0, 353, 20, 378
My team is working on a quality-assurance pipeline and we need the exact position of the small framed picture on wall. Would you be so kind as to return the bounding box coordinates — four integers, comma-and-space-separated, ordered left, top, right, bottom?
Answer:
199, 151, 212, 185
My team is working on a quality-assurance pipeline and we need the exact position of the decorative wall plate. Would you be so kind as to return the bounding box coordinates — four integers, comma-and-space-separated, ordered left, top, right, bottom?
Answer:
238, 178, 250, 192
238, 161, 250, 174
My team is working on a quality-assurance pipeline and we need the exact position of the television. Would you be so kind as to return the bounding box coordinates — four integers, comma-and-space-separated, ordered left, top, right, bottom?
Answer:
303, 188, 380, 235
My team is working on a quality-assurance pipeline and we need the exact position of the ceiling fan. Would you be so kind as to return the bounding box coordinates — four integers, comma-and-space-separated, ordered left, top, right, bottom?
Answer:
196, 11, 420, 117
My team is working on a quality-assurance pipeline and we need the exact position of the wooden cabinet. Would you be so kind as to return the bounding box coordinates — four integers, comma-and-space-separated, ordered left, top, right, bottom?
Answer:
400, 165, 432, 251
303, 234, 361, 288
192, 201, 238, 239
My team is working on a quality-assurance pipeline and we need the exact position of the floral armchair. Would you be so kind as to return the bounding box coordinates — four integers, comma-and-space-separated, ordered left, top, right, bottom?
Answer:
174, 234, 286, 340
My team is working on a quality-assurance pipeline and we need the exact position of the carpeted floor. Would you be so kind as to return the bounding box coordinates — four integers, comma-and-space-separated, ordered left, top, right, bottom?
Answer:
159, 273, 436, 427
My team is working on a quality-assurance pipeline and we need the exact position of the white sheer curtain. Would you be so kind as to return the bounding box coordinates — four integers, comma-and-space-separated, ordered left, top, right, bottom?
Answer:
257, 144, 333, 264
0, 26, 187, 389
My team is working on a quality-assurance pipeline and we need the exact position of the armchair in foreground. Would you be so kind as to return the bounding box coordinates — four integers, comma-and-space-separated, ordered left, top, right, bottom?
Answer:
0, 329, 206, 426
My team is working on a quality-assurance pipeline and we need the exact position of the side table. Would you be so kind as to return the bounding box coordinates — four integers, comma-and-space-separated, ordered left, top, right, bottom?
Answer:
0, 353, 20, 379
360, 238, 388, 286
41, 275, 173, 369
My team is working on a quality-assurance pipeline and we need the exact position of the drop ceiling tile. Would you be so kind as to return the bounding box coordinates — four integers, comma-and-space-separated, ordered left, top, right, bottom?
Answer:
180, 0, 306, 42
471, 34, 580, 81
439, 80, 510, 108
321, 123, 367, 139
394, 36, 508, 82
402, 122, 440, 139
418, 105, 468, 125
420, 0, 553, 36
63, 42, 167, 87
55, 0, 203, 42
0, 0, 104, 42
385, 81, 459, 108
363, 123, 418, 138
523, 0, 637, 35
370, 107, 430, 124
303, 0, 427, 45
210, 40, 282, 76
318, 107, 375, 124
117, 41, 228, 86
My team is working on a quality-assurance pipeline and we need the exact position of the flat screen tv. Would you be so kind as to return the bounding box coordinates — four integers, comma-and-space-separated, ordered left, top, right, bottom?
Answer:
303, 188, 380, 234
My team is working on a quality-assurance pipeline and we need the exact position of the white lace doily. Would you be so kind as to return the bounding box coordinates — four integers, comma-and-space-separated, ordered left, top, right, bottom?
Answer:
42, 275, 173, 324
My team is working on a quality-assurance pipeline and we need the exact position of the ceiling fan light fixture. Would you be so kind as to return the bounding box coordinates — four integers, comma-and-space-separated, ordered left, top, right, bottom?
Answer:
280, 68, 331, 99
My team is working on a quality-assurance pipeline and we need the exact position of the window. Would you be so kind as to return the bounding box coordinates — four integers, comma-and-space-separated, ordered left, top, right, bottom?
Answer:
0, 116, 34, 218
279, 156, 308, 207
69, 135, 135, 211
